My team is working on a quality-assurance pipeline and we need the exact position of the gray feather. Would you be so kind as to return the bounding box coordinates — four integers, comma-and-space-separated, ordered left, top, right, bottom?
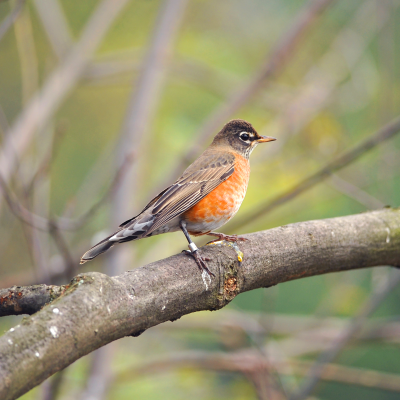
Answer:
80, 235, 115, 264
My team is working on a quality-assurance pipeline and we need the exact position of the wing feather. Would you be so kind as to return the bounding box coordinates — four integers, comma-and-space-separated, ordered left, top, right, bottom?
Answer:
146, 151, 235, 234
117, 151, 236, 239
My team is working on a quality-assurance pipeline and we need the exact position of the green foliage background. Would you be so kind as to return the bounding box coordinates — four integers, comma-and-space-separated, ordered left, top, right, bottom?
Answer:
0, 0, 399, 399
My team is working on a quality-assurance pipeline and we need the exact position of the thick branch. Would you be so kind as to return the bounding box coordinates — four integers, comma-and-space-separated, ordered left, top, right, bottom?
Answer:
0, 208, 400, 399
0, 284, 66, 316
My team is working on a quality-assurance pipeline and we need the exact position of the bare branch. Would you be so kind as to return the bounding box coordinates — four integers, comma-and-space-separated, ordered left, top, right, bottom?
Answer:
23, 122, 67, 196
33, 0, 72, 60
114, 350, 400, 393
163, 0, 337, 187
289, 268, 400, 400
0, 208, 399, 399
49, 224, 77, 279
111, 0, 188, 243
71, 152, 135, 230
155, 310, 400, 344
0, 153, 134, 232
229, 115, 400, 232
89, 2, 189, 396
0, 173, 52, 231
0, 0, 25, 43
291, 360, 400, 393
0, 284, 66, 317
0, 0, 130, 185
41, 370, 65, 400
13, 4, 39, 105
329, 174, 385, 209
254, 0, 393, 154
0, 104, 9, 136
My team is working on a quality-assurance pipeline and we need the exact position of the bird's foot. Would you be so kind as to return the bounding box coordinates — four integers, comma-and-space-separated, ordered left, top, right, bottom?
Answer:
183, 249, 214, 277
206, 232, 248, 244
206, 233, 245, 263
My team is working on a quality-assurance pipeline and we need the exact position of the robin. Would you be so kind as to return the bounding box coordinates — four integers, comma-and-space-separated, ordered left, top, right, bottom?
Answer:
80, 119, 276, 276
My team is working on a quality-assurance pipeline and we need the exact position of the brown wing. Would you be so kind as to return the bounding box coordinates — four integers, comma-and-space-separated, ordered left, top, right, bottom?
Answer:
118, 186, 169, 228
144, 151, 235, 235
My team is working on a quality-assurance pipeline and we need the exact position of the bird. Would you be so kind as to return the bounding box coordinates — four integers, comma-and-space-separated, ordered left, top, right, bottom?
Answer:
80, 119, 276, 276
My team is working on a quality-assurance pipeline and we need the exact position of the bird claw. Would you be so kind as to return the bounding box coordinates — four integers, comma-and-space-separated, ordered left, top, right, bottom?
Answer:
207, 233, 248, 244
183, 249, 214, 277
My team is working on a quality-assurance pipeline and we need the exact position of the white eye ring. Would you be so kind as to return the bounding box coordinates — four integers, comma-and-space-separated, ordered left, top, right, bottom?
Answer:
239, 132, 250, 141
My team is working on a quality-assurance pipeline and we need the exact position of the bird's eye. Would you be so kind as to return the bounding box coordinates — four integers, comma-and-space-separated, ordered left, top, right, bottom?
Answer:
239, 132, 250, 141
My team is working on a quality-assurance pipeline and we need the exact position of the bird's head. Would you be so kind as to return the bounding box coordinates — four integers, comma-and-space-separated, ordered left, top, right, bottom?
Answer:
212, 119, 276, 158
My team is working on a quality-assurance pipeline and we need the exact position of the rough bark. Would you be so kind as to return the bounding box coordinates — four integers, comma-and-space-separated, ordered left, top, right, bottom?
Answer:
0, 284, 66, 317
0, 208, 399, 400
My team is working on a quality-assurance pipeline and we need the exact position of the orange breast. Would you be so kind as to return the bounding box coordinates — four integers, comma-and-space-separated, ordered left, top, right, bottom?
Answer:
183, 154, 250, 235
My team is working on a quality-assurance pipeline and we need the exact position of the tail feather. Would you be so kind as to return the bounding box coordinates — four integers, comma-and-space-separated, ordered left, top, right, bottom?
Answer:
80, 234, 116, 264
80, 211, 153, 264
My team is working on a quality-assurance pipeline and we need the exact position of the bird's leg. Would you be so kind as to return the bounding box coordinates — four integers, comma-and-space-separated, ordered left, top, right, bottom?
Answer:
206, 232, 249, 244
180, 221, 214, 277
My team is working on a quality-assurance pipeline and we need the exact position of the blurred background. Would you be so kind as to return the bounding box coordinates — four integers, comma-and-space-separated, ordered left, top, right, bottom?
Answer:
0, 0, 400, 399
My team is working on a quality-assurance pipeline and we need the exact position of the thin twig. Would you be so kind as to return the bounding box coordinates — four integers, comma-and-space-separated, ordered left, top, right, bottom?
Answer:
154, 309, 400, 340
162, 0, 337, 190
84, 52, 241, 99
23, 122, 67, 196
13, 3, 38, 106
114, 350, 400, 393
292, 360, 400, 393
0, 0, 130, 185
229, 115, 400, 232
78, 345, 114, 400
252, 0, 393, 166
0, 153, 134, 232
84, 2, 189, 399
111, 0, 189, 236
0, 0, 26, 43
0, 173, 52, 231
17, 213, 49, 283
41, 370, 65, 400
72, 152, 135, 230
329, 174, 386, 209
289, 269, 400, 400
49, 222, 77, 279
0, 104, 9, 137
33, 0, 72, 60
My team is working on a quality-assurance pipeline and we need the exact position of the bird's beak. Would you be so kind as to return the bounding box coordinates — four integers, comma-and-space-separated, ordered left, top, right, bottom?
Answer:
256, 136, 276, 143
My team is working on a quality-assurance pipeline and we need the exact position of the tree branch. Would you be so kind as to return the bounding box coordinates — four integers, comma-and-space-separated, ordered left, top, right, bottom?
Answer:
289, 266, 400, 400
229, 114, 400, 232
0, 208, 400, 399
0, 284, 66, 317
0, 0, 26, 43
0, 152, 134, 232
163, 0, 336, 187
0, 0, 129, 185
33, 0, 72, 61
114, 349, 400, 393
